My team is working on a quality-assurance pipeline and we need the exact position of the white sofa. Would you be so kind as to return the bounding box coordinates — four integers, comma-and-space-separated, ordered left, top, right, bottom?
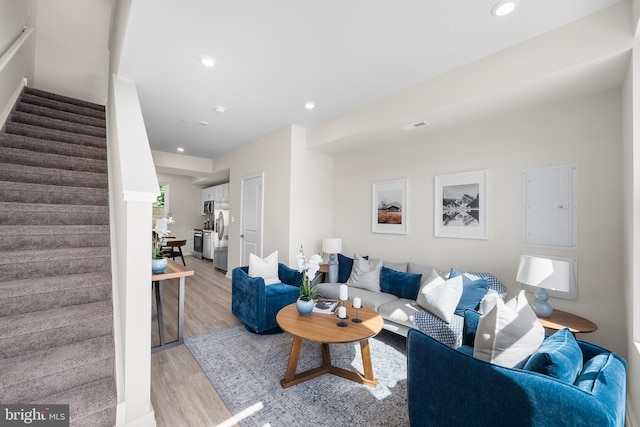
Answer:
316, 254, 506, 347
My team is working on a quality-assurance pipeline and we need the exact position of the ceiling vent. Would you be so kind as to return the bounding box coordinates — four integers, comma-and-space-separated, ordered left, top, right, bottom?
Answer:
403, 121, 430, 131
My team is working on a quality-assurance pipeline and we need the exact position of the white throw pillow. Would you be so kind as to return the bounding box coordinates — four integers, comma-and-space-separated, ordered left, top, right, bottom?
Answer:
415, 275, 463, 324
248, 250, 279, 285
346, 254, 383, 292
473, 290, 545, 368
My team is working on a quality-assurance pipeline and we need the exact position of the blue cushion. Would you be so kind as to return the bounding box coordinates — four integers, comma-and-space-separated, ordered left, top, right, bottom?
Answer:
380, 266, 422, 299
337, 253, 353, 283
449, 268, 489, 316
523, 328, 583, 383
462, 309, 481, 346
574, 353, 616, 392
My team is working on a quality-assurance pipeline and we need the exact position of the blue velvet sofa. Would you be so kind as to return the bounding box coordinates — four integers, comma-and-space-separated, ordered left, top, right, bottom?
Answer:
406, 313, 627, 427
231, 263, 303, 333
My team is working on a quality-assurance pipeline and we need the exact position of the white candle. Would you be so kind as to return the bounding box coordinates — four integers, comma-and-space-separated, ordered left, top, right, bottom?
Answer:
353, 297, 362, 309
339, 284, 348, 301
338, 306, 347, 319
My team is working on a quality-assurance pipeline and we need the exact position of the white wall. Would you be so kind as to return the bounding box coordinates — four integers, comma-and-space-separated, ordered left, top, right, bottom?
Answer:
34, 0, 111, 104
623, 37, 640, 427
156, 172, 203, 254
211, 126, 293, 271
288, 125, 334, 264
108, 75, 158, 427
331, 88, 625, 356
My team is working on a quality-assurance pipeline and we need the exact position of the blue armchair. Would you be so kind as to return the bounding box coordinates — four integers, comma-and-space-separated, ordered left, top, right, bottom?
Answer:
407, 314, 627, 427
231, 263, 303, 334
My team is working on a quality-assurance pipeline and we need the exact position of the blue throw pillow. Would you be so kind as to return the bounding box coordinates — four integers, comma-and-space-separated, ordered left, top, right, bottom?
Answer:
574, 353, 614, 392
449, 268, 489, 316
462, 309, 481, 347
380, 267, 422, 299
523, 328, 583, 383
337, 254, 353, 283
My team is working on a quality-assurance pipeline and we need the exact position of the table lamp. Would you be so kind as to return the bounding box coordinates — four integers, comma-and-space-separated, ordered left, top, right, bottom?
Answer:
322, 238, 343, 283
516, 255, 571, 317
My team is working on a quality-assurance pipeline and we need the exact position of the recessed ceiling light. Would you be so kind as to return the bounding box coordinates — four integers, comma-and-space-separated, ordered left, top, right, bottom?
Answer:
198, 120, 209, 126
491, 0, 518, 17
200, 55, 216, 67
177, 147, 185, 152
214, 106, 226, 113
304, 102, 315, 110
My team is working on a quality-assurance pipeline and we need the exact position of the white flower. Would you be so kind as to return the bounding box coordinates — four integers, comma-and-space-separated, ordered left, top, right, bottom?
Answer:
153, 216, 175, 259
296, 251, 306, 272
154, 217, 174, 237
306, 254, 322, 279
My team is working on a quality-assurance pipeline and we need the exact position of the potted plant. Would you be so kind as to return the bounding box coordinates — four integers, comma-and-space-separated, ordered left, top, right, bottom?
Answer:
152, 216, 175, 273
295, 245, 321, 315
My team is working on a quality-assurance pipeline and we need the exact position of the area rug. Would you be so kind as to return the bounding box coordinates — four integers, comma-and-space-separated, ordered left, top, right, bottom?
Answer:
185, 324, 409, 427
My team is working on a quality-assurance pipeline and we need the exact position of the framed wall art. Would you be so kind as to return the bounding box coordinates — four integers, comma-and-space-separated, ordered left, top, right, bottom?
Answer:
372, 179, 408, 234
434, 170, 488, 239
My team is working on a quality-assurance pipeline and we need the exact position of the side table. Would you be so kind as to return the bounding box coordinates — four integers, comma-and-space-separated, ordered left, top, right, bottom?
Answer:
537, 309, 597, 336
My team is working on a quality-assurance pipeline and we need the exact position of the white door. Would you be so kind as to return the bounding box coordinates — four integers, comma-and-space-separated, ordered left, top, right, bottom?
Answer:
240, 173, 263, 266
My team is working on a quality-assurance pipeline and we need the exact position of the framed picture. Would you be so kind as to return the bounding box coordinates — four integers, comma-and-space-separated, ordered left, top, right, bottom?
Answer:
434, 170, 488, 239
372, 179, 408, 234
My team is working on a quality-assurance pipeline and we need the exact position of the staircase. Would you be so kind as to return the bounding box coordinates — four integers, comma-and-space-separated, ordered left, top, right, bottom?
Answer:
0, 87, 117, 426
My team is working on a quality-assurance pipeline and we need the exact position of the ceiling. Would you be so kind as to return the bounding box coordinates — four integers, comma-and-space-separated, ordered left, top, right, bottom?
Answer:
117, 0, 624, 160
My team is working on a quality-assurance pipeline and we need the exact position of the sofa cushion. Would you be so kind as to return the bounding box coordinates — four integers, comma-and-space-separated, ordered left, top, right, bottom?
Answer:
407, 262, 441, 286
474, 290, 545, 368
346, 254, 382, 292
349, 287, 398, 311
574, 353, 616, 393
338, 253, 354, 283
383, 260, 408, 272
449, 268, 489, 316
248, 250, 279, 285
380, 267, 422, 299
316, 282, 398, 311
523, 328, 583, 383
378, 298, 422, 329
415, 275, 463, 324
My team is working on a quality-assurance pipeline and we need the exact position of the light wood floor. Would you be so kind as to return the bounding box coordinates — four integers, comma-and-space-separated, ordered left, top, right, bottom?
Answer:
151, 255, 242, 427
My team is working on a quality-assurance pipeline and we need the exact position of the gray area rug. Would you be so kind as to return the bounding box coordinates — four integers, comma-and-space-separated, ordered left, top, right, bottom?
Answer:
185, 324, 409, 427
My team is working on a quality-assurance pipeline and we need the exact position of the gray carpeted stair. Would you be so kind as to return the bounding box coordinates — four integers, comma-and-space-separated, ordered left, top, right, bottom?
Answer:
0, 86, 116, 426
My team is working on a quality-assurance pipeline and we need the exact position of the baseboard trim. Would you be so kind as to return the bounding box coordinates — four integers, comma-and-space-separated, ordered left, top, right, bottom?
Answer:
0, 77, 26, 131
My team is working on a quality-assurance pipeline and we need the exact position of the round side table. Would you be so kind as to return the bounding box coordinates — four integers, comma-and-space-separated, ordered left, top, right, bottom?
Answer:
537, 309, 597, 336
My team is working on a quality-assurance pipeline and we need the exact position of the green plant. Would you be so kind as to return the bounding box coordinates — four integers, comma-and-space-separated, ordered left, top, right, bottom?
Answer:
296, 245, 321, 301
152, 216, 175, 259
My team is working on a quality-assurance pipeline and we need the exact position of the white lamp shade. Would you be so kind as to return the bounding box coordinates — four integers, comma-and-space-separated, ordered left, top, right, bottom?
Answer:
322, 238, 342, 254
516, 255, 571, 292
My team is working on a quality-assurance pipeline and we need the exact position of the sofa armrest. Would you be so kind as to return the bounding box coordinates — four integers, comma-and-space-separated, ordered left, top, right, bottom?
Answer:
407, 329, 625, 427
278, 263, 303, 287
231, 266, 266, 330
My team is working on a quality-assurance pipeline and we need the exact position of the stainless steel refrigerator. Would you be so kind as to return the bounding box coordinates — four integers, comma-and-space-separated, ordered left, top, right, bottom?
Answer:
213, 196, 229, 272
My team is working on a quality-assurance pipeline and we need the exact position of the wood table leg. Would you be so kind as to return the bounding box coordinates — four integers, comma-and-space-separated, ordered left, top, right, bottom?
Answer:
281, 337, 331, 388
281, 336, 302, 387
322, 343, 331, 368
360, 339, 375, 382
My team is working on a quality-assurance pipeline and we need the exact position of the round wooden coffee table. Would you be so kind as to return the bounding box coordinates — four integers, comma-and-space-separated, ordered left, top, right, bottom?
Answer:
276, 301, 384, 388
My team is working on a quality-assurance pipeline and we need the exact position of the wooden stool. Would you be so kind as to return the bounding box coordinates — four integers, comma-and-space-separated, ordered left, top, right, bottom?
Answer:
163, 240, 187, 266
